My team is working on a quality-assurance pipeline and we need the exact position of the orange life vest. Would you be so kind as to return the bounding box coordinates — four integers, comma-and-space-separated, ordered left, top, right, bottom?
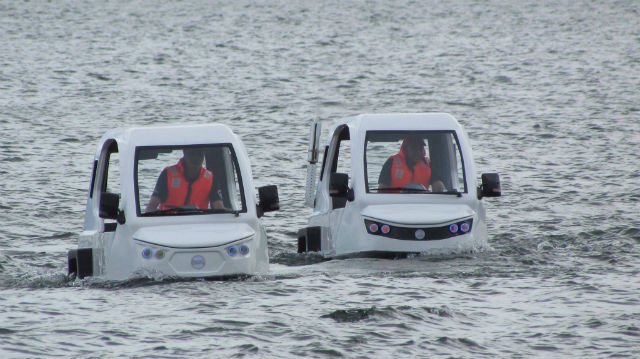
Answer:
160, 159, 213, 210
389, 147, 431, 188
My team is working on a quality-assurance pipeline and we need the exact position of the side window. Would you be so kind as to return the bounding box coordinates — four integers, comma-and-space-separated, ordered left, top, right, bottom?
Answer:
335, 140, 351, 185
100, 141, 119, 231
451, 137, 465, 192
101, 141, 120, 195
221, 147, 244, 211
330, 126, 351, 185
329, 126, 351, 209
105, 152, 120, 194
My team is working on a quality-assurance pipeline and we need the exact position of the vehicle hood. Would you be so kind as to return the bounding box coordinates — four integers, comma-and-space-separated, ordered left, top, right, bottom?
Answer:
361, 203, 475, 226
133, 223, 255, 248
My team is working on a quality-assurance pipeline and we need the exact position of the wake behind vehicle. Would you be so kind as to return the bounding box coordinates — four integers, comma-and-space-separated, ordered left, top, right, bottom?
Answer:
68, 124, 279, 280
298, 113, 501, 258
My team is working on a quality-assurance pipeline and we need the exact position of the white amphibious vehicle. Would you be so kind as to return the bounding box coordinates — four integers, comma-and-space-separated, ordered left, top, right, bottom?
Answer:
298, 113, 501, 258
68, 124, 279, 280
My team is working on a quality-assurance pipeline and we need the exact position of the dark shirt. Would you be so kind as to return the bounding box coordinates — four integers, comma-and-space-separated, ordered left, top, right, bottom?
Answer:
378, 158, 394, 186
152, 169, 222, 205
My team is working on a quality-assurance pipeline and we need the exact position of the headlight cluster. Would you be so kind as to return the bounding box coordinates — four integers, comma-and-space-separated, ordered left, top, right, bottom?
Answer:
140, 243, 250, 262
226, 244, 250, 257
365, 218, 473, 241
141, 247, 167, 260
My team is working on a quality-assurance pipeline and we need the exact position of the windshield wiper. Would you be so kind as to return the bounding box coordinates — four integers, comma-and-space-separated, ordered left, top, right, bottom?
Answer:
370, 187, 463, 197
146, 207, 207, 216
370, 187, 430, 193
146, 207, 241, 216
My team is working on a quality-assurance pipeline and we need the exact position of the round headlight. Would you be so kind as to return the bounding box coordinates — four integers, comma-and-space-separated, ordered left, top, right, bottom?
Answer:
155, 250, 165, 259
141, 248, 153, 259
460, 222, 470, 233
240, 244, 250, 256
381, 224, 391, 234
227, 246, 238, 257
369, 223, 379, 233
449, 223, 459, 233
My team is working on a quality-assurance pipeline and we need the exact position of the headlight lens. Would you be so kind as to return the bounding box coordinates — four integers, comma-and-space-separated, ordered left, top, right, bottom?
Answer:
226, 246, 238, 257
141, 248, 153, 259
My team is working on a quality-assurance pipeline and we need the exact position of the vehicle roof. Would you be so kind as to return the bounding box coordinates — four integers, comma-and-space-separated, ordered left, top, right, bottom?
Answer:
335, 113, 463, 132
101, 123, 238, 147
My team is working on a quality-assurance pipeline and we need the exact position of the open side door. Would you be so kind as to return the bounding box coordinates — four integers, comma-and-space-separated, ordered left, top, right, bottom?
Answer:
98, 140, 122, 231
72, 139, 120, 278
304, 120, 322, 208
327, 125, 352, 210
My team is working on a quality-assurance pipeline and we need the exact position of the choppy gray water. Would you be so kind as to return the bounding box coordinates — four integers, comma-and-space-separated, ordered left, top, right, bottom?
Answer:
1, 0, 639, 357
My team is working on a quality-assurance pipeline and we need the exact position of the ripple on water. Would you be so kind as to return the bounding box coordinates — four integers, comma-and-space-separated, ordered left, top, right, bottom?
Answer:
321, 305, 458, 325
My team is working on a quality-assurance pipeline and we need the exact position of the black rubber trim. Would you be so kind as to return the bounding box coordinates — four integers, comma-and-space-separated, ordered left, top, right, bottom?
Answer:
364, 218, 473, 241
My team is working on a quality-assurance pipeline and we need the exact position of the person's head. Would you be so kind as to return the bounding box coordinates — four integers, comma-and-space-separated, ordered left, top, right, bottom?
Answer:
183, 148, 204, 172
401, 136, 426, 164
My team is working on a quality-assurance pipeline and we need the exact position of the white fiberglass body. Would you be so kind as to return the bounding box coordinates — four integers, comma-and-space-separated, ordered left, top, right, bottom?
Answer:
69, 124, 279, 280
298, 113, 500, 258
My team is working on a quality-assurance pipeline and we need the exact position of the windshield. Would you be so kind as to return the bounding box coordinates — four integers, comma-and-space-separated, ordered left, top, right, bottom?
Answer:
365, 131, 467, 194
135, 144, 246, 216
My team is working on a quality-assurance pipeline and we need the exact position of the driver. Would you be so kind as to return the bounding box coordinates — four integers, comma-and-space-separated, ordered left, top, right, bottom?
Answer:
146, 148, 224, 211
378, 136, 445, 192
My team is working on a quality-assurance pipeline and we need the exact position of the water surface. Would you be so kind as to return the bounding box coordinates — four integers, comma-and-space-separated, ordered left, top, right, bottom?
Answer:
1, 0, 638, 357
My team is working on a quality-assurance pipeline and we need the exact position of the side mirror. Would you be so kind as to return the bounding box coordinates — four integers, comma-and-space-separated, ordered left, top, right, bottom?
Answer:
478, 173, 501, 199
99, 192, 121, 219
329, 172, 354, 202
257, 185, 279, 218
329, 173, 349, 197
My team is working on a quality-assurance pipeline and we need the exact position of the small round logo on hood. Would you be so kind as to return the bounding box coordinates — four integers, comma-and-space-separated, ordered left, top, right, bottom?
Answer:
191, 255, 206, 269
